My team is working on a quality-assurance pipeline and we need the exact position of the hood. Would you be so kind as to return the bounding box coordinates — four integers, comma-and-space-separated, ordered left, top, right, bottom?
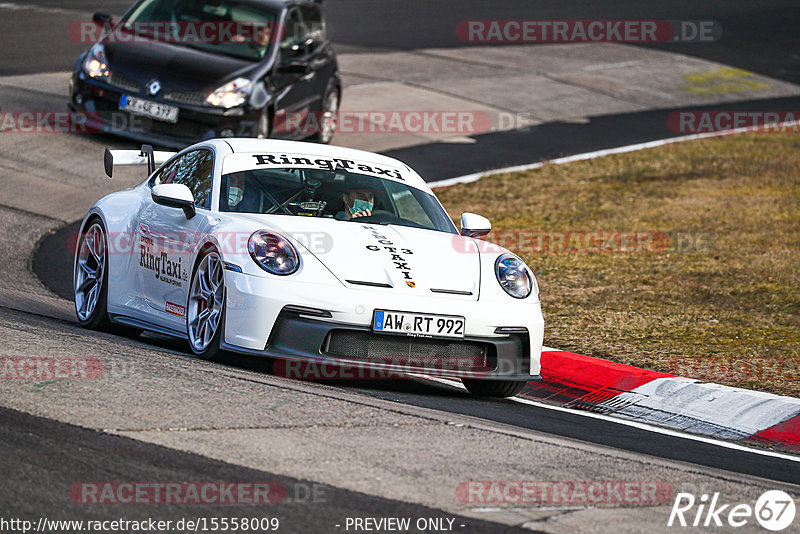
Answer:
240, 216, 481, 299
103, 39, 258, 92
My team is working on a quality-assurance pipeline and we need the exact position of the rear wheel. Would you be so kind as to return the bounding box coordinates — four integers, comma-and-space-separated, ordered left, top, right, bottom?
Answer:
462, 379, 527, 398
186, 249, 225, 361
74, 220, 112, 331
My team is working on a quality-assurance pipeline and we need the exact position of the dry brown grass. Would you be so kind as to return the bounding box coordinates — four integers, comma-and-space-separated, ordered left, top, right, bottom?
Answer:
436, 132, 800, 397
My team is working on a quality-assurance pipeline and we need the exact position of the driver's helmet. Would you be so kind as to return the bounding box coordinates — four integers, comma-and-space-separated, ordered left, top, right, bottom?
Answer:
225, 173, 259, 212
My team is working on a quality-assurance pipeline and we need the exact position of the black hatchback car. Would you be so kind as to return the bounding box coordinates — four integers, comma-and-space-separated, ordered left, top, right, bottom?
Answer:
69, 0, 341, 147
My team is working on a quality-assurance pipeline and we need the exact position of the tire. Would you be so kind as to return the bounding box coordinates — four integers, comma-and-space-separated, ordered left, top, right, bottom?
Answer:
461, 379, 527, 398
311, 86, 339, 144
253, 108, 272, 139
186, 248, 225, 361
74, 219, 112, 331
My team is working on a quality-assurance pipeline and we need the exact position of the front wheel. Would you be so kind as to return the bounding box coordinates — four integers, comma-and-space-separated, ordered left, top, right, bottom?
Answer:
312, 86, 339, 144
462, 379, 527, 398
253, 109, 271, 139
186, 249, 225, 361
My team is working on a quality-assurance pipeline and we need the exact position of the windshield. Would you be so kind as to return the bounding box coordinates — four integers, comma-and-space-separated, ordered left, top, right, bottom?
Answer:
220, 167, 458, 234
121, 0, 277, 61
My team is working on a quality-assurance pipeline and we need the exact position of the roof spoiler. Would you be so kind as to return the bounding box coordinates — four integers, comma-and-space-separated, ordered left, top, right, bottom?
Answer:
104, 144, 175, 178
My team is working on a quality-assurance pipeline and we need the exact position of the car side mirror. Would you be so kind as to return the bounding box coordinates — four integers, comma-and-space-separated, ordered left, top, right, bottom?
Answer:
152, 183, 196, 219
460, 213, 491, 238
277, 59, 310, 74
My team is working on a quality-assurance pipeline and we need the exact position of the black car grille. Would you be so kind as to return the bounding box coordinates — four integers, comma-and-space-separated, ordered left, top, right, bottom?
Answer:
323, 330, 491, 372
107, 71, 140, 93
165, 91, 208, 107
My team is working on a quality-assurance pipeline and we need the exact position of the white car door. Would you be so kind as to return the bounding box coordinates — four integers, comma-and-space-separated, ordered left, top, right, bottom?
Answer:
136, 149, 216, 331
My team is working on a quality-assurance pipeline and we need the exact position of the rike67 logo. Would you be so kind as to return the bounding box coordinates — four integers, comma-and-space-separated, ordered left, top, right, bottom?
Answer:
668, 490, 796, 531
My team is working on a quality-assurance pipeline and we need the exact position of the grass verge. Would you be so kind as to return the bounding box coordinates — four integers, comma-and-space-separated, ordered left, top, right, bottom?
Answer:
436, 132, 800, 397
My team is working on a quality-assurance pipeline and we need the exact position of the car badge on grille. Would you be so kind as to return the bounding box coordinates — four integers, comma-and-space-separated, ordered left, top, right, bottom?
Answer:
406, 281, 415, 288
147, 80, 161, 96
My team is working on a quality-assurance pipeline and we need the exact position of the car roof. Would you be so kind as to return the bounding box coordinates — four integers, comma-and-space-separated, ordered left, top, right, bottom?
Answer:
232, 0, 321, 11
217, 138, 431, 191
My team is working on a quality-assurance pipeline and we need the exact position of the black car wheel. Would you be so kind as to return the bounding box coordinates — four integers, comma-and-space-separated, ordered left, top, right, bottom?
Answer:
254, 109, 272, 139
462, 379, 527, 398
312, 86, 339, 144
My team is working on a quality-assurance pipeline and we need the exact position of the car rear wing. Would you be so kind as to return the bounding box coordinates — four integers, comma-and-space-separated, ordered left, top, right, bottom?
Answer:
104, 144, 176, 178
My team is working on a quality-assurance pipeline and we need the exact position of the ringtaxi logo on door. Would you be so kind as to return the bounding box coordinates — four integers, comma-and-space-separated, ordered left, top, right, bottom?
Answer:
668, 490, 796, 531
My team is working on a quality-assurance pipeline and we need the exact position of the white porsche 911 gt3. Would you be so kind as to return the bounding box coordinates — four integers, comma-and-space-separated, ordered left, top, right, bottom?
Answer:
74, 139, 544, 397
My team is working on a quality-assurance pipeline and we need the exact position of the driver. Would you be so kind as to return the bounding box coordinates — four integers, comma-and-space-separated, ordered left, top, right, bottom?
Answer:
336, 178, 380, 219
341, 189, 375, 218
226, 173, 261, 213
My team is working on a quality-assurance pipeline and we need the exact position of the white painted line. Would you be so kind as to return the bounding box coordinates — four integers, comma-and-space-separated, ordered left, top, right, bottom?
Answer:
0, 2, 84, 15
415, 375, 800, 462
428, 120, 800, 189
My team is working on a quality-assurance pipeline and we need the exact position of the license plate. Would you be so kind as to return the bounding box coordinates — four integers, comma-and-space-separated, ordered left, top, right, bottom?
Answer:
373, 310, 465, 339
120, 95, 179, 123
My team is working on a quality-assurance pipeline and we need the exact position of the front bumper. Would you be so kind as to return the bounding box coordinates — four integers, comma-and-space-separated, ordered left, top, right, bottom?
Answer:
222, 311, 540, 380
222, 271, 545, 380
69, 72, 259, 148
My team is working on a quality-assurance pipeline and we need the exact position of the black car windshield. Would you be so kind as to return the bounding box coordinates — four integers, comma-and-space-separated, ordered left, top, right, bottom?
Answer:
220, 168, 458, 234
120, 0, 277, 60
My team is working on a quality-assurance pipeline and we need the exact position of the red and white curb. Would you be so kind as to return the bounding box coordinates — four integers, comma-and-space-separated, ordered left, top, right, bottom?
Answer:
426, 130, 800, 453
420, 348, 800, 456
527, 348, 800, 452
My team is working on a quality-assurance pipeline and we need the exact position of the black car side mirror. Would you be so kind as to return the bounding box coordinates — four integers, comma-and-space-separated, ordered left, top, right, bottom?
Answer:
278, 61, 310, 74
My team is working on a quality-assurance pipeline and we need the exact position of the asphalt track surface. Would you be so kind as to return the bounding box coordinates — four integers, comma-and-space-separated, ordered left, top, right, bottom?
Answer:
3, 0, 800, 85
0, 405, 534, 533
3, 0, 800, 529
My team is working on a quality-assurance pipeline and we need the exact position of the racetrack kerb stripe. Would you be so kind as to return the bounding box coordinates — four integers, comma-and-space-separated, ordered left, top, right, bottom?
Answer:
528, 350, 800, 452
748, 415, 800, 450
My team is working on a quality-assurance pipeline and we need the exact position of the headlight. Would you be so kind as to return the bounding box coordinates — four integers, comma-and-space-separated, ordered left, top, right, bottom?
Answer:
248, 231, 299, 275
206, 77, 252, 108
82, 44, 109, 78
495, 253, 534, 299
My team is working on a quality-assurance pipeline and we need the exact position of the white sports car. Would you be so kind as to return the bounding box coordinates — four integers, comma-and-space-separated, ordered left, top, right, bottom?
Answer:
74, 139, 544, 397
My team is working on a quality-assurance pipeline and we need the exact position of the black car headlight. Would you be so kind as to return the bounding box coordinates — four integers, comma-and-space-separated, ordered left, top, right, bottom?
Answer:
248, 231, 299, 275
82, 44, 109, 79
495, 253, 534, 299
206, 77, 252, 108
